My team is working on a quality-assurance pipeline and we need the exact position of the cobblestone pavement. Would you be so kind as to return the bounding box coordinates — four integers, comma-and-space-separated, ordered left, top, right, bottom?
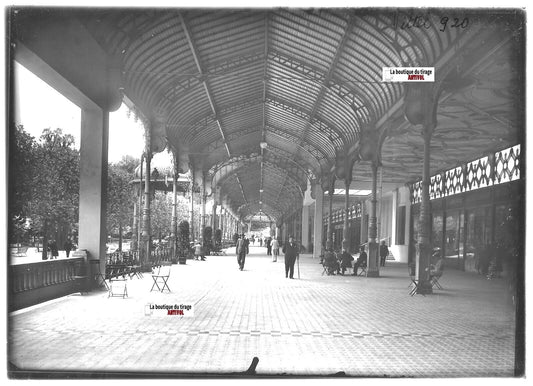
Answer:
8, 246, 518, 378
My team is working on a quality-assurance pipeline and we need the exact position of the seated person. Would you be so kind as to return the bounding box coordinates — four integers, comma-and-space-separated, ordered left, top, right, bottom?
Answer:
323, 250, 340, 275
429, 257, 444, 277
339, 249, 354, 275
353, 246, 368, 276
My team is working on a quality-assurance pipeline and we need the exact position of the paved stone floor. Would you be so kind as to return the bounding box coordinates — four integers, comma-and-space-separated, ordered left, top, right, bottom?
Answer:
8, 246, 519, 378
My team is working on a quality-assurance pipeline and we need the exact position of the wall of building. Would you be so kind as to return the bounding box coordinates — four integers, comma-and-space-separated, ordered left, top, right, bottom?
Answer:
390, 187, 411, 263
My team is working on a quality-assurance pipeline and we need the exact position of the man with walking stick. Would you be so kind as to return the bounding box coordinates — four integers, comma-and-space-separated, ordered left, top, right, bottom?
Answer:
282, 235, 299, 279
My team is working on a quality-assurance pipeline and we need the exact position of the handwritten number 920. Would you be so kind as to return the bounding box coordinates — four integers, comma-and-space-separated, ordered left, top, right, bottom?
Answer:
440, 17, 469, 32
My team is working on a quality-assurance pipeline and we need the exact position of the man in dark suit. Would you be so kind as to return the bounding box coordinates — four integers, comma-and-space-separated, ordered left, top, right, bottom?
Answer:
282, 235, 299, 279
236, 234, 248, 271
353, 245, 368, 276
379, 240, 389, 267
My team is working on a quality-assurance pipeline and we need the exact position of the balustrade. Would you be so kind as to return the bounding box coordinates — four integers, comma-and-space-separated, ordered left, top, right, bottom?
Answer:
9, 258, 85, 311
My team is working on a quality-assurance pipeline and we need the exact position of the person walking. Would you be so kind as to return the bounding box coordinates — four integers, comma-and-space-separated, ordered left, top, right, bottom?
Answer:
379, 240, 389, 267
194, 240, 204, 261
48, 239, 59, 259
236, 234, 249, 271
271, 238, 279, 262
266, 237, 272, 255
64, 238, 73, 258
282, 235, 299, 279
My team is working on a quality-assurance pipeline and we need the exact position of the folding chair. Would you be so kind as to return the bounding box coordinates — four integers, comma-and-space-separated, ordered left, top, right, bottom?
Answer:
129, 265, 144, 279
108, 278, 128, 298
151, 262, 171, 292
321, 260, 339, 276
409, 279, 420, 296
429, 259, 444, 290
357, 263, 367, 276
430, 271, 443, 289
90, 259, 109, 290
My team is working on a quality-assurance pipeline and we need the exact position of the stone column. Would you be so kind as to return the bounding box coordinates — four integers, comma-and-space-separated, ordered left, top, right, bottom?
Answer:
360, 200, 367, 244
211, 198, 217, 230
366, 162, 380, 277
391, 189, 398, 247
301, 204, 310, 252
201, 172, 206, 231
79, 107, 109, 276
137, 159, 143, 256
170, 152, 178, 260
326, 179, 335, 251
415, 128, 434, 293
404, 82, 439, 294
220, 207, 225, 238
189, 170, 195, 242
131, 202, 138, 252
342, 178, 351, 251
313, 183, 324, 259
141, 150, 152, 268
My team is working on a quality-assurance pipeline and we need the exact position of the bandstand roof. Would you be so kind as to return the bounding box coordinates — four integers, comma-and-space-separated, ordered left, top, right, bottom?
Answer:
12, 8, 525, 223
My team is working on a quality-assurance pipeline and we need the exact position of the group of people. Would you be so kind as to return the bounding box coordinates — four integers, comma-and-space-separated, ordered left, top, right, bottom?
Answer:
322, 240, 389, 276
45, 238, 74, 260
235, 234, 298, 278
323, 246, 368, 276
234, 235, 393, 279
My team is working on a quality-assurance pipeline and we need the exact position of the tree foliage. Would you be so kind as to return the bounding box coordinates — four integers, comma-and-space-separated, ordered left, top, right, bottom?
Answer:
9, 127, 80, 253
30, 128, 80, 236
107, 156, 138, 242
9, 124, 37, 221
151, 191, 172, 241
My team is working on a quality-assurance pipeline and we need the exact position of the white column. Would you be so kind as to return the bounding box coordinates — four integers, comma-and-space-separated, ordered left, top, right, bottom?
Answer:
391, 189, 398, 246
79, 107, 108, 274
301, 204, 310, 252
313, 184, 324, 259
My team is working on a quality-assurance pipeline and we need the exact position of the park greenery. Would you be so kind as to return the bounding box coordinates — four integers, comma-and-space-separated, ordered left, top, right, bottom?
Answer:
9, 124, 198, 256
9, 125, 79, 258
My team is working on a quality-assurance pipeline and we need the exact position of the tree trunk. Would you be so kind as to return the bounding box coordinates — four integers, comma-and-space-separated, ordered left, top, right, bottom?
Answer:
41, 220, 48, 260
118, 221, 123, 252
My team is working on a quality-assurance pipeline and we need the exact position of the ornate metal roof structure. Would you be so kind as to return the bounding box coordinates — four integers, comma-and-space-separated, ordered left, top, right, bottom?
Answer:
13, 8, 525, 223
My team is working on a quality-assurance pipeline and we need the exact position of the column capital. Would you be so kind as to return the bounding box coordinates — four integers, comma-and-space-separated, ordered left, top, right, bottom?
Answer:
334, 147, 356, 182
149, 110, 168, 154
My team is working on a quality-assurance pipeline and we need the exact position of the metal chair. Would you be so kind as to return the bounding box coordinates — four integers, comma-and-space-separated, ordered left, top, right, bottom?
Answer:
90, 259, 109, 290
430, 270, 444, 289
429, 259, 444, 290
108, 278, 128, 298
151, 262, 171, 292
